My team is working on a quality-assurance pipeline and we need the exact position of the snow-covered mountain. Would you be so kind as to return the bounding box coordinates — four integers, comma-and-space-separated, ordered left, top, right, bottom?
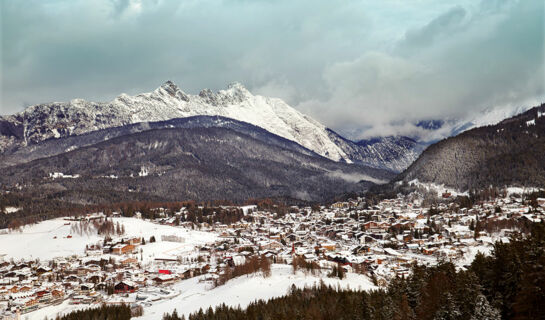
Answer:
0, 81, 420, 172
326, 131, 423, 173
0, 81, 348, 161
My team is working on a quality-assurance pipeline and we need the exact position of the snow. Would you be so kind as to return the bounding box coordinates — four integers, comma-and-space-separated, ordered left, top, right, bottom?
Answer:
241, 205, 257, 215
139, 167, 149, 177
137, 264, 377, 319
51, 128, 61, 138
0, 217, 217, 261
526, 119, 535, 126
4, 207, 21, 214
505, 186, 543, 196
406, 179, 468, 196
23, 300, 90, 320
23, 264, 376, 319
456, 245, 492, 268
49, 172, 80, 179
17, 81, 351, 164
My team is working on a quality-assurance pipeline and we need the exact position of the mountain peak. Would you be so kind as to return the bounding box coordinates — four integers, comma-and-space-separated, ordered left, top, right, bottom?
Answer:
227, 81, 248, 91
226, 81, 252, 96
222, 82, 252, 102
196, 82, 253, 105
157, 80, 189, 101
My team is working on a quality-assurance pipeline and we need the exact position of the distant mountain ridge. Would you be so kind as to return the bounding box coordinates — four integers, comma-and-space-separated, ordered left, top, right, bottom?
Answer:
0, 116, 319, 168
0, 81, 420, 172
326, 132, 423, 173
0, 125, 394, 204
398, 103, 545, 191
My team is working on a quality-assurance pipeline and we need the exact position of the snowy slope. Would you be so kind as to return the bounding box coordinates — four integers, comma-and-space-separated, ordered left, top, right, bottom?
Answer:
0, 81, 350, 163
23, 265, 376, 320
327, 131, 423, 172
0, 217, 216, 261
138, 264, 377, 320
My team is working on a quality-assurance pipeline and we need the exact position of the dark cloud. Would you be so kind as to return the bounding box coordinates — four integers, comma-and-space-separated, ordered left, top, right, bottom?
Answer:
299, 0, 544, 138
401, 6, 467, 51
1, 0, 543, 139
110, 0, 132, 17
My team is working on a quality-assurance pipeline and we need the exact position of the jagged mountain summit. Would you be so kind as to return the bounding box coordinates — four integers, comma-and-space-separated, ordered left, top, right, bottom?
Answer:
0, 81, 347, 161
0, 81, 419, 172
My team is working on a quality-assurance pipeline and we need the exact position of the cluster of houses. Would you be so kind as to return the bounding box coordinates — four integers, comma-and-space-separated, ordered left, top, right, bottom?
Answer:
1, 191, 543, 318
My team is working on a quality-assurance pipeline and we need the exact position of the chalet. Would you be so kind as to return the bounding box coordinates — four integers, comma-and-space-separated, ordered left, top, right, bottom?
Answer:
121, 258, 138, 265
321, 243, 336, 251
80, 283, 95, 293
77, 267, 92, 276
363, 221, 384, 230
86, 274, 103, 284
22, 298, 39, 313
127, 237, 141, 246
36, 290, 51, 302
152, 274, 176, 285
181, 269, 194, 279
260, 240, 283, 250
111, 244, 136, 255
51, 289, 64, 300
35, 266, 51, 275
114, 280, 137, 293
331, 202, 347, 209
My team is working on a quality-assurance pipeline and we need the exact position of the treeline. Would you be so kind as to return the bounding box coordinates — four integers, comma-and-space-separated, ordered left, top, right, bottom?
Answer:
52, 304, 131, 320
164, 222, 545, 320
0, 194, 249, 229
70, 218, 126, 236
291, 255, 321, 275
0, 189, 311, 230
214, 255, 271, 287
244, 197, 308, 218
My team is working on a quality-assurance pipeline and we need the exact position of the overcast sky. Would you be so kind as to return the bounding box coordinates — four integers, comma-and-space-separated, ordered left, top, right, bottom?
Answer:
1, 0, 543, 138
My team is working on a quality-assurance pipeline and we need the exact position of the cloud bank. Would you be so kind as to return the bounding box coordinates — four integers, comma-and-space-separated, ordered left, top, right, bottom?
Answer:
1, 0, 543, 139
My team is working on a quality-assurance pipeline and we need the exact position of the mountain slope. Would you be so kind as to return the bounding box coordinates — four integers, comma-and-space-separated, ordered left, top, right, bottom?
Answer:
327, 132, 423, 173
0, 126, 394, 204
0, 116, 319, 168
0, 81, 419, 172
398, 103, 545, 191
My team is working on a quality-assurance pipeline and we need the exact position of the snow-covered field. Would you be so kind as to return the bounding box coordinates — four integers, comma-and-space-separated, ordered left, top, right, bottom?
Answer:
0, 217, 217, 261
22, 300, 90, 320
21, 264, 376, 320
137, 264, 377, 320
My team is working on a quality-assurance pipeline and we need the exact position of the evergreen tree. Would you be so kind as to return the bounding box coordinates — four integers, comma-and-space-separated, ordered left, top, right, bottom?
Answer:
470, 294, 501, 320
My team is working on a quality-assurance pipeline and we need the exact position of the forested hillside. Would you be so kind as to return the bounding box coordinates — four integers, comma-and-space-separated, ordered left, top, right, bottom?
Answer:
399, 103, 545, 190
0, 127, 392, 206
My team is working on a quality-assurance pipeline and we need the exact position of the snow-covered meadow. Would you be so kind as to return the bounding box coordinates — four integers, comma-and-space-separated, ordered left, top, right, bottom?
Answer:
0, 217, 216, 262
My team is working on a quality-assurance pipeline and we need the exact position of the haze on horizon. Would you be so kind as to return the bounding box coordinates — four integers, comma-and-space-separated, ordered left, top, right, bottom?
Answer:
1, 0, 543, 139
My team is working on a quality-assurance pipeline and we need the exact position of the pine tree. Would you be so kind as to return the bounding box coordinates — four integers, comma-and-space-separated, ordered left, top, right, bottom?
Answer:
470, 294, 500, 320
